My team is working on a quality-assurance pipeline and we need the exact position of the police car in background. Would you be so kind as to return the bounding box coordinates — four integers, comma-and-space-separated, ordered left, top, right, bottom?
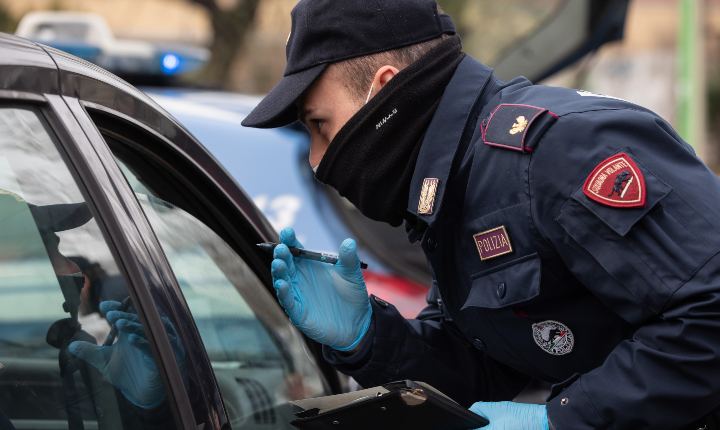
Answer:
15, 11, 208, 81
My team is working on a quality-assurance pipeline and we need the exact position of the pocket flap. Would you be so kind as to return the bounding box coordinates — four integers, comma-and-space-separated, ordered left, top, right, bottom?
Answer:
463, 254, 541, 310
570, 159, 672, 236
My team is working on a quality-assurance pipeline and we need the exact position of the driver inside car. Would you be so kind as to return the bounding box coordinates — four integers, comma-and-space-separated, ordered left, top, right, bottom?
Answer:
0, 191, 182, 429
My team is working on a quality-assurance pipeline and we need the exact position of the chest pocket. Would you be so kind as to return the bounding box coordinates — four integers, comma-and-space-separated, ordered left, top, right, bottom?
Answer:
461, 202, 542, 309
463, 254, 541, 310
556, 156, 720, 314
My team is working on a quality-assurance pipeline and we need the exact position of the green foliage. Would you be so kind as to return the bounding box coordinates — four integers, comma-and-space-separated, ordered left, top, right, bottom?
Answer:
0, 4, 17, 33
48, 0, 66, 11
709, 78, 720, 132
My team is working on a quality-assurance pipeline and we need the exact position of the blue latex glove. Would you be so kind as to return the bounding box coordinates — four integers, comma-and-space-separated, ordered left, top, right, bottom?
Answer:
68, 301, 185, 409
470, 401, 549, 430
271, 227, 372, 351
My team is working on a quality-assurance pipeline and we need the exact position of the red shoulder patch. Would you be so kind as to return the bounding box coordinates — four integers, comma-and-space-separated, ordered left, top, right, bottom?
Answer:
583, 152, 646, 208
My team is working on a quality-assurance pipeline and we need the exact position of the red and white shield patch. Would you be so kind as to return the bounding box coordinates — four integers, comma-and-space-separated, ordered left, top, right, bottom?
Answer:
583, 152, 646, 208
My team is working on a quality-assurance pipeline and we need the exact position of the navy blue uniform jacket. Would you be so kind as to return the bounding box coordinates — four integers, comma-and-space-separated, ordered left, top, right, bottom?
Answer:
326, 56, 720, 429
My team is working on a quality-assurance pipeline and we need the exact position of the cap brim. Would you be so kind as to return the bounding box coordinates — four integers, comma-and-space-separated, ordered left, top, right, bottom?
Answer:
242, 63, 327, 129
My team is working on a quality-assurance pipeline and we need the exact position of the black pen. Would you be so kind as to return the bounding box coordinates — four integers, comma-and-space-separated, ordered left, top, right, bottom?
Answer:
257, 242, 369, 270
103, 296, 132, 346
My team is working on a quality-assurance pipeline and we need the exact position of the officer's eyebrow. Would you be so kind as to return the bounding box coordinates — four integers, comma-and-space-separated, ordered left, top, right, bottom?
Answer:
299, 106, 317, 125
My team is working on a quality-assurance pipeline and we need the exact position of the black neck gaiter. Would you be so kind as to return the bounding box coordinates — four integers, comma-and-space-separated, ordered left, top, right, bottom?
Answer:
315, 37, 464, 227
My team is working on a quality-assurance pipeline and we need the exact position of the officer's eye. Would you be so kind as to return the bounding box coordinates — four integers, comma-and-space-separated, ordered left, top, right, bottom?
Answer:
310, 119, 325, 132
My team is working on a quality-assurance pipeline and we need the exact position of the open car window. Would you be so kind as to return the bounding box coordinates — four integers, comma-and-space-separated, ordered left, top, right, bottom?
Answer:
97, 126, 327, 428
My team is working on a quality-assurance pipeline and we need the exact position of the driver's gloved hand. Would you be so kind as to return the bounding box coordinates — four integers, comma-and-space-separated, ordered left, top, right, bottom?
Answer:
68, 300, 185, 409
469, 401, 549, 430
271, 227, 372, 351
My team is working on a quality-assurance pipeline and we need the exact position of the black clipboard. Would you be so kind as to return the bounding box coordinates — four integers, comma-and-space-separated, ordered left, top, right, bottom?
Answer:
290, 380, 488, 430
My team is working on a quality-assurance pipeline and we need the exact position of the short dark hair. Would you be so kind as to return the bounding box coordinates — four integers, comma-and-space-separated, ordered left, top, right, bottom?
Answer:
332, 34, 450, 101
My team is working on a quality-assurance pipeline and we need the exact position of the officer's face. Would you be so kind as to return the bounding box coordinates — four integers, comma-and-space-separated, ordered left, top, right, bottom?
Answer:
300, 66, 364, 169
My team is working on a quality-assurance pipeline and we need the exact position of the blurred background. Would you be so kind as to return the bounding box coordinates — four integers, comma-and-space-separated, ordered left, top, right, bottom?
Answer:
2, 0, 720, 315
1, 0, 718, 165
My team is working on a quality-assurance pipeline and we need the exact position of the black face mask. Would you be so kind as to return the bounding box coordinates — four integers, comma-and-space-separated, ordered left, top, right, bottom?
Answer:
315, 37, 464, 227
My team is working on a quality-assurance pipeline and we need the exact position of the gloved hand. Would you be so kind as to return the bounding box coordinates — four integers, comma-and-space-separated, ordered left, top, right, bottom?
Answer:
68, 301, 185, 409
271, 227, 372, 351
469, 401, 549, 430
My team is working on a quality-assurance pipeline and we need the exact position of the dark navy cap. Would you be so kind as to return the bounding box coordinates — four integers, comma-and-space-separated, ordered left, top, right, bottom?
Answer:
242, 0, 456, 129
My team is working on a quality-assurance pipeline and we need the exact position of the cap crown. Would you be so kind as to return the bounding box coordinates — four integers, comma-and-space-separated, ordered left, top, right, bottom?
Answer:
285, 0, 455, 75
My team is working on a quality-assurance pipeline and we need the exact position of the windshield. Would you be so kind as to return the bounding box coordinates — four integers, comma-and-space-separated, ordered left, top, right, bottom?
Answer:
441, 0, 564, 65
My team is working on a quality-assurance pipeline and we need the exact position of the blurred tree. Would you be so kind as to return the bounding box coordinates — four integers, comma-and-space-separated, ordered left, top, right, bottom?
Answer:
189, 0, 261, 88
0, 4, 16, 33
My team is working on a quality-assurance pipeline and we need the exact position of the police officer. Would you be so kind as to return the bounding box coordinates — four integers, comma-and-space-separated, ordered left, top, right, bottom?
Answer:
242, 1, 720, 429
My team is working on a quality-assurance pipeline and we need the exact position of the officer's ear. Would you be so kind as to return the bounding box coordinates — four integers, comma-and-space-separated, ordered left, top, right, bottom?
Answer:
367, 65, 399, 100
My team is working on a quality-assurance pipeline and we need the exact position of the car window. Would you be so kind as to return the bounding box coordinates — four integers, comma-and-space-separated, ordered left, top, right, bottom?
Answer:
0, 107, 177, 429
105, 137, 327, 429
441, 0, 563, 65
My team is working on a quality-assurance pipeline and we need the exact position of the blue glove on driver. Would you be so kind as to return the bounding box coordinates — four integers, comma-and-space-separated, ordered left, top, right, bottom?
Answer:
68, 300, 185, 409
271, 227, 372, 351
469, 402, 549, 430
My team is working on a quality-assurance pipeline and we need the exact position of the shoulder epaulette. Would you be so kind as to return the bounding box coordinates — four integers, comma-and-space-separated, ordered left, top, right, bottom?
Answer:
482, 103, 558, 153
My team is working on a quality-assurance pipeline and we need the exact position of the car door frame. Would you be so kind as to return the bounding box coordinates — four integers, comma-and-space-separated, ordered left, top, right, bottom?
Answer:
0, 67, 197, 429
58, 96, 235, 429
46, 94, 201, 429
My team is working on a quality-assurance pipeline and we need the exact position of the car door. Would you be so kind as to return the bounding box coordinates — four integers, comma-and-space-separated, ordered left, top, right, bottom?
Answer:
42, 48, 337, 428
0, 40, 192, 429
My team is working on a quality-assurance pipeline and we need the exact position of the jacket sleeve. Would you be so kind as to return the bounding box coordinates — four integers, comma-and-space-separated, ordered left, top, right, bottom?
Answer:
324, 292, 531, 407
530, 107, 720, 429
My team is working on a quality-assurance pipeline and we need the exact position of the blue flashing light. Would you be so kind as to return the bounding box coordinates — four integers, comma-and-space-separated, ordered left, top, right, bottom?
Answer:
161, 53, 181, 74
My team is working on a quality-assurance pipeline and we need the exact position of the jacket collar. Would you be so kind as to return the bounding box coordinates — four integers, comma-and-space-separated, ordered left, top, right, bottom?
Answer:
405, 56, 496, 229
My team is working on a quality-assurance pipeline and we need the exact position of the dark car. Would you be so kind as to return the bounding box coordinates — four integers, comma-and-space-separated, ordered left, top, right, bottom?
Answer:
0, 33, 340, 430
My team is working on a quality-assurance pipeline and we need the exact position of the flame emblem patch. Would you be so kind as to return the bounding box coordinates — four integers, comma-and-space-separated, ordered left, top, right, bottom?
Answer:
532, 320, 574, 356
583, 152, 646, 208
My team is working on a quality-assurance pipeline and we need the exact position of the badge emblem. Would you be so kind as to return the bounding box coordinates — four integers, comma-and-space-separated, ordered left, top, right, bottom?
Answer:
532, 320, 574, 356
509, 116, 528, 135
418, 178, 439, 215
583, 152, 646, 208
473, 226, 513, 261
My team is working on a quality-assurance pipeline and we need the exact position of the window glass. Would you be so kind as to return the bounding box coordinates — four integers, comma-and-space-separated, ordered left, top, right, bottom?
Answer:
0, 107, 177, 429
111, 149, 326, 429
438, 0, 563, 65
